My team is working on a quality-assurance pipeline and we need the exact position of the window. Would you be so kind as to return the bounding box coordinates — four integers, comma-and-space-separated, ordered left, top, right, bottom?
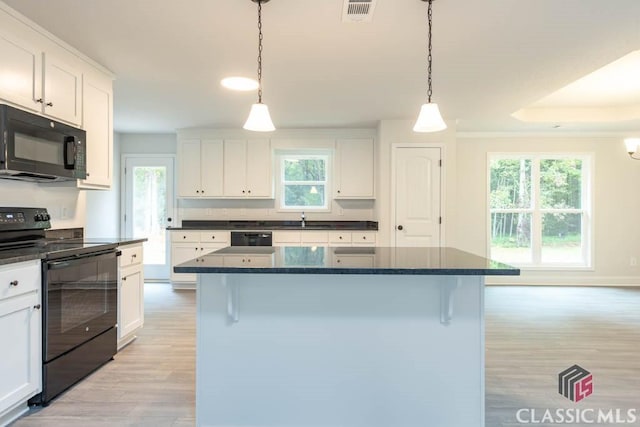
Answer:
279, 153, 329, 210
488, 154, 592, 268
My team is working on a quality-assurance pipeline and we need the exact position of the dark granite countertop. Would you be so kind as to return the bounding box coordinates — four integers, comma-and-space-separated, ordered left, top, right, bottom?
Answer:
168, 220, 378, 231
0, 237, 147, 266
174, 246, 520, 276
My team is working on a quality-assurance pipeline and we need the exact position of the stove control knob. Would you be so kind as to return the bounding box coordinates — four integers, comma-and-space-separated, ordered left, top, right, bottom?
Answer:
44, 213, 51, 221
34, 214, 43, 222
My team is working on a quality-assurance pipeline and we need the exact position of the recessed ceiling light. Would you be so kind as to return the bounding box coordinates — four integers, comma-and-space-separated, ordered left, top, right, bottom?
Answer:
220, 77, 259, 91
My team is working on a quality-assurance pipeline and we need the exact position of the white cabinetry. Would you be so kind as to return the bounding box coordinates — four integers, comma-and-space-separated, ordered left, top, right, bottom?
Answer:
0, 4, 114, 188
118, 243, 144, 350
170, 231, 229, 286
42, 53, 81, 125
79, 71, 113, 188
334, 138, 375, 199
0, 31, 41, 111
0, 33, 81, 125
223, 139, 272, 198
273, 230, 376, 247
223, 254, 273, 268
177, 139, 224, 198
0, 260, 41, 426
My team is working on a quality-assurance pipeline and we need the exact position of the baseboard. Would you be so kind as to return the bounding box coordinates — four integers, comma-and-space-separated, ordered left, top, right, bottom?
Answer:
0, 398, 32, 426
171, 282, 195, 290
486, 276, 640, 286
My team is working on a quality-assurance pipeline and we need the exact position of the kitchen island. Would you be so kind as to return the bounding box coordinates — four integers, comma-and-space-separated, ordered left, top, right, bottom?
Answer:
175, 246, 519, 427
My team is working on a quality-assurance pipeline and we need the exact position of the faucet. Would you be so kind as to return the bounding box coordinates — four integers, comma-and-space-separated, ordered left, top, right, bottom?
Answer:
301, 211, 306, 228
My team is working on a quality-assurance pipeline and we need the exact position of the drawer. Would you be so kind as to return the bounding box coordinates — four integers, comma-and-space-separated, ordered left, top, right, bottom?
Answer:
120, 244, 143, 268
199, 231, 229, 244
352, 232, 376, 245
301, 231, 329, 244
273, 231, 301, 243
0, 260, 41, 301
171, 231, 200, 243
329, 232, 352, 245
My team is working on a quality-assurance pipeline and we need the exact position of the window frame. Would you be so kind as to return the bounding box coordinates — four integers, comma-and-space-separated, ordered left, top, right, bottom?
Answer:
277, 151, 331, 212
487, 152, 594, 270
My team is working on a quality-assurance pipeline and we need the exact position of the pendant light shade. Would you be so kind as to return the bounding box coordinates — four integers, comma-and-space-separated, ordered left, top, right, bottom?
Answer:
413, 103, 447, 132
244, 103, 276, 132
414, 0, 446, 133
243, 0, 275, 132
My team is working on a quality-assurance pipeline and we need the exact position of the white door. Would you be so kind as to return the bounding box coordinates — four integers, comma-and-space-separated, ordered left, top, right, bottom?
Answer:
124, 156, 175, 280
393, 146, 441, 247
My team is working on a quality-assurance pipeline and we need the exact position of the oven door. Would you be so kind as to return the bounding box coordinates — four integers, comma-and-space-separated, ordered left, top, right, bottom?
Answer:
43, 249, 118, 362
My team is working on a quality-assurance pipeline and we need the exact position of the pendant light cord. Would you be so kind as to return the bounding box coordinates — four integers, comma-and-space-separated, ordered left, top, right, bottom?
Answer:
257, 0, 264, 104
427, 0, 433, 103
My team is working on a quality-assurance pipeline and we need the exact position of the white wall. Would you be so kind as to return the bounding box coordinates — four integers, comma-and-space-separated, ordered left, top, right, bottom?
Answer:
85, 132, 121, 238
456, 134, 640, 285
0, 180, 85, 229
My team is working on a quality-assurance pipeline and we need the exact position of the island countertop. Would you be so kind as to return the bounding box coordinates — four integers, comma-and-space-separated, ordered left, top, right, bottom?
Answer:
174, 246, 519, 276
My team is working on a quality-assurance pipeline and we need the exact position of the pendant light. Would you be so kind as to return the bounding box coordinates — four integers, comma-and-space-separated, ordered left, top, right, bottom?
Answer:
243, 0, 276, 132
413, 0, 447, 133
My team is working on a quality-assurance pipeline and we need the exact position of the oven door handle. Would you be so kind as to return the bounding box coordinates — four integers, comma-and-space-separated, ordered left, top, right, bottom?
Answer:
47, 249, 120, 269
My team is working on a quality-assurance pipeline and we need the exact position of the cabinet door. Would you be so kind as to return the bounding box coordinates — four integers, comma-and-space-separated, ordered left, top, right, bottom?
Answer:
201, 139, 224, 197
178, 139, 203, 197
119, 267, 144, 338
43, 53, 81, 125
273, 231, 301, 247
0, 292, 41, 414
0, 31, 41, 111
223, 140, 248, 197
335, 139, 375, 199
333, 255, 375, 268
246, 139, 273, 198
170, 244, 199, 282
79, 73, 113, 188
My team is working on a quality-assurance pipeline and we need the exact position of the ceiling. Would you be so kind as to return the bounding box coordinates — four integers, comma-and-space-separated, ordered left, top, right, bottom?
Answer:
4, 0, 640, 134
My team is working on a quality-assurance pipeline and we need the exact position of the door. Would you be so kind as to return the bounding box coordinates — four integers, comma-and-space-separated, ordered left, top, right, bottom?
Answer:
124, 156, 175, 280
392, 146, 441, 247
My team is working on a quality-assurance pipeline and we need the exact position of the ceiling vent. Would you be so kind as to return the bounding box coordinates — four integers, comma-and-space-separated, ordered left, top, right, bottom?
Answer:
342, 0, 377, 23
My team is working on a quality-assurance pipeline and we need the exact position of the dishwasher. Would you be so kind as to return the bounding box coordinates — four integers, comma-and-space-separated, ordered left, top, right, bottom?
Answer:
230, 231, 273, 246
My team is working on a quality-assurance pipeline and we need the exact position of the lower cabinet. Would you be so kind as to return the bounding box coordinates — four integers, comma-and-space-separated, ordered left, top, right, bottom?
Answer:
223, 254, 273, 268
170, 231, 229, 287
273, 231, 377, 247
0, 260, 42, 426
118, 243, 144, 350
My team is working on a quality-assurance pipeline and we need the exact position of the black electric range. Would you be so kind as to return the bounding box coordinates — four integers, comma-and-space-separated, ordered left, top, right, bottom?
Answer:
0, 207, 119, 405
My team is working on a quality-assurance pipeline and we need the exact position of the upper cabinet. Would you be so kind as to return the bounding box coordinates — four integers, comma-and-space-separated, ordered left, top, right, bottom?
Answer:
223, 139, 272, 198
334, 138, 375, 199
0, 33, 81, 126
42, 53, 82, 125
0, 31, 41, 111
177, 139, 224, 198
79, 71, 113, 188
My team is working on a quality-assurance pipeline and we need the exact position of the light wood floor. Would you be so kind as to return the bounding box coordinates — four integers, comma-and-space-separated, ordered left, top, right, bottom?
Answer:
12, 284, 640, 426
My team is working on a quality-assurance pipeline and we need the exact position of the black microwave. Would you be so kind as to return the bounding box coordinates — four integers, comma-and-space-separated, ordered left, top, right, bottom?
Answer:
0, 104, 86, 182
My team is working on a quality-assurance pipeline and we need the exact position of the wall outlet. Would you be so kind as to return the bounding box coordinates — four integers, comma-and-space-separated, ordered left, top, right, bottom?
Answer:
631, 256, 637, 267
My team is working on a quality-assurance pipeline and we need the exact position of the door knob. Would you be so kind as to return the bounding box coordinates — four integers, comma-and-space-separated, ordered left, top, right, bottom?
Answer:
167, 217, 172, 222
397, 225, 403, 230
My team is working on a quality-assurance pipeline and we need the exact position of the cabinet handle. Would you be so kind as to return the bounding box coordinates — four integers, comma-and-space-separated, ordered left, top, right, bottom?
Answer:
196, 190, 200, 194
46, 101, 53, 107
202, 190, 205, 194
132, 254, 137, 258
183, 236, 187, 239
242, 190, 246, 194
9, 280, 18, 287
211, 236, 215, 240
337, 190, 341, 194
337, 259, 341, 263
362, 236, 366, 240
339, 236, 343, 240
200, 247, 203, 251
86, 172, 91, 177
36, 98, 44, 104
397, 225, 404, 231
33, 304, 41, 310
248, 190, 251, 194
122, 277, 127, 281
